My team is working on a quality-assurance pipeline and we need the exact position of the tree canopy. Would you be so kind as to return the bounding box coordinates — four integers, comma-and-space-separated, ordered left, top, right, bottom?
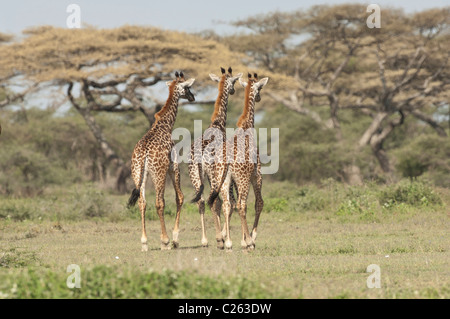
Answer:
0, 4, 449, 194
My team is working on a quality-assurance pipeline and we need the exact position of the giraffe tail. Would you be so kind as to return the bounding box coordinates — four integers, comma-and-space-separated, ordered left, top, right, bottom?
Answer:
191, 184, 204, 204
207, 188, 219, 208
127, 157, 146, 208
189, 156, 205, 203
207, 167, 228, 209
127, 188, 140, 208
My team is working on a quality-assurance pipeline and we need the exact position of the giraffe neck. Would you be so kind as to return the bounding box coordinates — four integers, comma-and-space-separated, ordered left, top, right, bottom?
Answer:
210, 78, 229, 130
237, 84, 256, 130
154, 83, 180, 131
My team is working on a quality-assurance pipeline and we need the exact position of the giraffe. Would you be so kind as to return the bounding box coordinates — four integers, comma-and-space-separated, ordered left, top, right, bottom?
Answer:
127, 72, 195, 252
189, 67, 242, 249
219, 73, 269, 251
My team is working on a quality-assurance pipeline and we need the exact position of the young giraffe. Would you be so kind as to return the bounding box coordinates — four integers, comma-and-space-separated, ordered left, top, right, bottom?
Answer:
220, 73, 269, 251
128, 72, 195, 252
189, 67, 242, 249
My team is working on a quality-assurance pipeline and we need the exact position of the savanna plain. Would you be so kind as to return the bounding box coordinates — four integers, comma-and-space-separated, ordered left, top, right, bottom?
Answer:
0, 180, 448, 299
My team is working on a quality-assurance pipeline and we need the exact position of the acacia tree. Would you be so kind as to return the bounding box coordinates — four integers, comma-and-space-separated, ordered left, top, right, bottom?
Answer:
224, 5, 449, 182
0, 26, 246, 191
0, 32, 29, 110
352, 8, 449, 175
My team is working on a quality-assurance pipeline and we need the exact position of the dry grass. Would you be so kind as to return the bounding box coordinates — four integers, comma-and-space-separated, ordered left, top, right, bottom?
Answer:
0, 181, 449, 299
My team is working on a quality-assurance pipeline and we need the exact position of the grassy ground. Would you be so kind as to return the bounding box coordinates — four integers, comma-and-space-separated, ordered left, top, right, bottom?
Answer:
0, 180, 449, 299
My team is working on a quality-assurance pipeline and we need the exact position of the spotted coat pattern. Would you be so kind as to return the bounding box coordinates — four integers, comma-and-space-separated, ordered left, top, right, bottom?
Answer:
188, 67, 242, 248
129, 73, 195, 251
220, 73, 269, 250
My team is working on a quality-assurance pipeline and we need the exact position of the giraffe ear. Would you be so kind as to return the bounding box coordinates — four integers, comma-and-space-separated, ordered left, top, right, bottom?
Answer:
181, 78, 195, 88
239, 77, 248, 88
232, 73, 243, 82
209, 74, 221, 82
254, 77, 269, 89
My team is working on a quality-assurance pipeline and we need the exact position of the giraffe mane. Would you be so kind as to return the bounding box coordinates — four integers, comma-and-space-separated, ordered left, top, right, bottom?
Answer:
237, 79, 253, 127
155, 80, 177, 122
210, 75, 226, 123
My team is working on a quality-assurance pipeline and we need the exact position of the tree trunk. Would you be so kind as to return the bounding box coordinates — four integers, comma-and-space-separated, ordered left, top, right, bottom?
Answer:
68, 82, 130, 192
329, 95, 342, 141
76, 106, 130, 191
371, 142, 391, 174
116, 162, 131, 194
367, 111, 405, 179
359, 112, 389, 147
343, 164, 363, 185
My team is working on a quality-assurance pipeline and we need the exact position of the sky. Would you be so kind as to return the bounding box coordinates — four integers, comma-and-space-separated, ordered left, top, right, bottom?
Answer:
1, 0, 448, 35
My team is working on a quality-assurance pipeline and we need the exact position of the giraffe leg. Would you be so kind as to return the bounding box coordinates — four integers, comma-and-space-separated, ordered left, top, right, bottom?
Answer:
206, 145, 228, 249
155, 189, 171, 250
208, 163, 226, 249
220, 170, 233, 251
151, 167, 170, 250
250, 171, 263, 247
212, 197, 224, 249
199, 197, 208, 247
188, 162, 208, 247
138, 189, 148, 252
168, 161, 184, 249
131, 156, 149, 252
236, 182, 254, 250
221, 181, 236, 239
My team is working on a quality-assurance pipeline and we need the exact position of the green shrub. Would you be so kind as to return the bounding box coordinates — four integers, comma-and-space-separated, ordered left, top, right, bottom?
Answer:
335, 190, 378, 221
0, 201, 32, 221
72, 184, 110, 219
264, 197, 288, 213
0, 248, 40, 268
395, 134, 450, 187
378, 180, 442, 209
294, 186, 328, 212
0, 266, 282, 299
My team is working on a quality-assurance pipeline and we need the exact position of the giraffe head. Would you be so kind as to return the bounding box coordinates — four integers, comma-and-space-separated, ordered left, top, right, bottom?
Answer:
166, 71, 196, 102
209, 67, 243, 95
239, 73, 269, 103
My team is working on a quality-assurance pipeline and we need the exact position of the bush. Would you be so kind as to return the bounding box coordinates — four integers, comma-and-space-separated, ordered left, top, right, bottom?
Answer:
378, 180, 443, 209
0, 248, 40, 268
0, 183, 125, 221
395, 134, 450, 187
264, 197, 288, 213
71, 184, 111, 219
259, 106, 348, 184
0, 266, 282, 299
294, 186, 328, 212
335, 185, 379, 221
0, 201, 32, 221
0, 109, 90, 196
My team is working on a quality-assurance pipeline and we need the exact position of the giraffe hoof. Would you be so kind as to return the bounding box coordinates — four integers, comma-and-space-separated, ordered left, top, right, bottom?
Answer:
201, 238, 208, 247
243, 238, 255, 251
172, 241, 179, 249
161, 241, 172, 250
141, 244, 148, 252
172, 231, 179, 244
216, 239, 224, 250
